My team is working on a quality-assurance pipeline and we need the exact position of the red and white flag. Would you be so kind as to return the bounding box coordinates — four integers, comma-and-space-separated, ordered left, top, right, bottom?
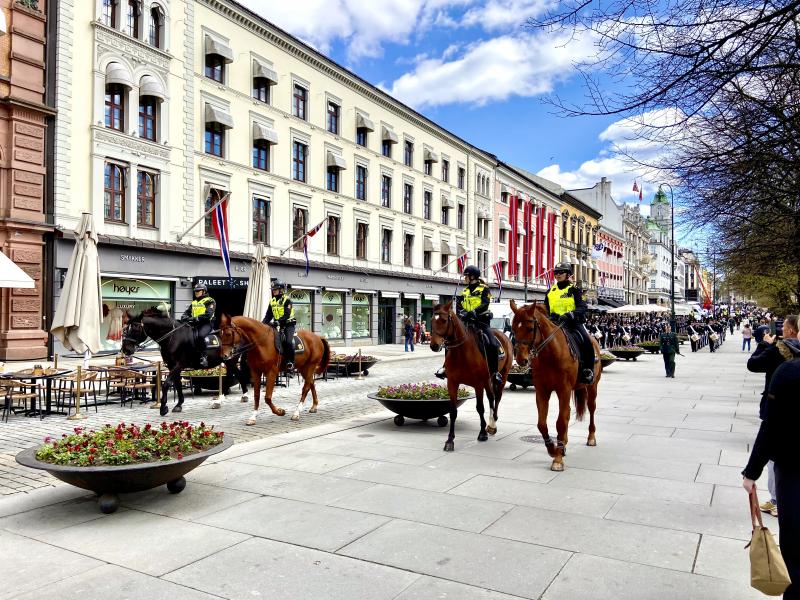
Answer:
211, 194, 231, 280
492, 261, 504, 301
457, 252, 468, 273
302, 219, 326, 276
632, 180, 639, 192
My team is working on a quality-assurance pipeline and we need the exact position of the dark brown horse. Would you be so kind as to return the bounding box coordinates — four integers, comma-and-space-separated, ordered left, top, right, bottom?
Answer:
217, 315, 331, 425
510, 300, 601, 471
429, 302, 513, 451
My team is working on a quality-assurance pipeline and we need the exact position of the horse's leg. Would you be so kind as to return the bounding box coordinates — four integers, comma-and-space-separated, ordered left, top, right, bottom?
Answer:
485, 379, 497, 436
476, 386, 488, 442
536, 386, 554, 458
443, 379, 459, 452
587, 383, 598, 447
262, 366, 286, 417
551, 387, 572, 472
228, 359, 249, 403
291, 367, 314, 421
246, 367, 261, 426
171, 369, 186, 413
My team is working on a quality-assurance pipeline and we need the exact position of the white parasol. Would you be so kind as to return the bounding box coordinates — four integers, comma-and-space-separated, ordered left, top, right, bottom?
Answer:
242, 243, 271, 320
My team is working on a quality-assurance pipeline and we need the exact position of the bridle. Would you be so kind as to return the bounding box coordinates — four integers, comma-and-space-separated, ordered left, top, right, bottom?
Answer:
217, 320, 256, 360
513, 304, 566, 362
122, 319, 189, 352
431, 309, 470, 350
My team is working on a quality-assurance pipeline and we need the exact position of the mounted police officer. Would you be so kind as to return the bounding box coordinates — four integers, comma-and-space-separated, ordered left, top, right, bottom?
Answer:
544, 262, 595, 384
457, 265, 502, 385
262, 280, 296, 372
181, 283, 215, 368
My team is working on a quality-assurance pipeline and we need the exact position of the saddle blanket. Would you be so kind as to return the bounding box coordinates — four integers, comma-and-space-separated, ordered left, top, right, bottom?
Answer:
273, 333, 306, 355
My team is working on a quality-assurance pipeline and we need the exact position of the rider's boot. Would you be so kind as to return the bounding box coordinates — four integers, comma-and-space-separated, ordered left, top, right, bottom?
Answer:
198, 351, 209, 369
581, 368, 594, 385
435, 367, 446, 379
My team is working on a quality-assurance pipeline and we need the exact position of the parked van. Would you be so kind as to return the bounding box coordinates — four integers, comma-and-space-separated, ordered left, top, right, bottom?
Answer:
489, 301, 516, 337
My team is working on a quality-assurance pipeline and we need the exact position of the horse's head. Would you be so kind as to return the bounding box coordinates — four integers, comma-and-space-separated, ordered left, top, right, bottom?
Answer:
429, 301, 456, 352
121, 311, 146, 356
510, 299, 544, 366
216, 313, 243, 361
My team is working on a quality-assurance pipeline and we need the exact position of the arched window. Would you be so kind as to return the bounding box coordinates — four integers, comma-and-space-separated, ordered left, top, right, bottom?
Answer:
149, 5, 163, 48
105, 84, 125, 131
104, 163, 126, 222
102, 0, 117, 27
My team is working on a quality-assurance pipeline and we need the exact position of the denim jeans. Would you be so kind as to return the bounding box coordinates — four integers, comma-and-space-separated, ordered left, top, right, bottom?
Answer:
742, 338, 751, 351
404, 335, 414, 352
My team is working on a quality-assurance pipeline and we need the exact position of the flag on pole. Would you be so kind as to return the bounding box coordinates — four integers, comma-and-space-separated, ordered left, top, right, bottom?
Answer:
211, 194, 232, 281
302, 219, 326, 276
544, 269, 554, 289
457, 252, 468, 273
632, 180, 639, 193
600, 272, 607, 287
492, 261, 503, 301
639, 187, 643, 202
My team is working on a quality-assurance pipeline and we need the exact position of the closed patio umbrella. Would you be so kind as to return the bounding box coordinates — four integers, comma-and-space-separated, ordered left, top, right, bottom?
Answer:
51, 213, 103, 366
242, 243, 271, 320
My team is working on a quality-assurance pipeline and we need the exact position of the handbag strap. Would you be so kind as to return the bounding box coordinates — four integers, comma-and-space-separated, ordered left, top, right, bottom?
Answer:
749, 487, 764, 529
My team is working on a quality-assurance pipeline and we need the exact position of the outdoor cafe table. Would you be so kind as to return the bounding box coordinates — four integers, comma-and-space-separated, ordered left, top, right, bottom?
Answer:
0, 369, 71, 416
89, 363, 161, 403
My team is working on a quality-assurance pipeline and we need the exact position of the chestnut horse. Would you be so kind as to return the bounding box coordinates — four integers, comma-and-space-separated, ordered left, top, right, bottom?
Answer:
217, 315, 331, 425
429, 302, 513, 451
509, 300, 601, 471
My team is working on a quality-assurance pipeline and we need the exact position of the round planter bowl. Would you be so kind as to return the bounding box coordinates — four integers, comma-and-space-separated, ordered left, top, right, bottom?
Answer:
369, 393, 472, 427
609, 349, 645, 361
16, 435, 233, 514
507, 372, 533, 390
600, 357, 616, 369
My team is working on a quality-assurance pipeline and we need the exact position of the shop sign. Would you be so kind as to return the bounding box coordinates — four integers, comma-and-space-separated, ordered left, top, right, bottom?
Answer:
322, 291, 343, 305
102, 278, 171, 300
289, 289, 311, 303
195, 277, 249, 289
352, 293, 370, 305
119, 254, 145, 263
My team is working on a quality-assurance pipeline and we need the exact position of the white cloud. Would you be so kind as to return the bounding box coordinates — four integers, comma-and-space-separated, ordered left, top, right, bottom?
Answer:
460, 0, 554, 31
388, 28, 597, 107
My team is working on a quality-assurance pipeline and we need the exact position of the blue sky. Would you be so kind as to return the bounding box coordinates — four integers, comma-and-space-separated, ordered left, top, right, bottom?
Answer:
238, 0, 660, 208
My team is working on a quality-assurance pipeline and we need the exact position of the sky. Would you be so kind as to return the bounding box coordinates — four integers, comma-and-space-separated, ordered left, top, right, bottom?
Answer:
237, 0, 680, 218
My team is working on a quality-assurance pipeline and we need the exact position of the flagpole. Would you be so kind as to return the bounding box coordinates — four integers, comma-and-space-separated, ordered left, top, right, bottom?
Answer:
278, 219, 326, 256
432, 251, 469, 275
176, 190, 231, 243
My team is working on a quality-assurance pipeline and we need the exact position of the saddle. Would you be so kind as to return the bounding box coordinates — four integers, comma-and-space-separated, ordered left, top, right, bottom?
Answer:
465, 324, 505, 360
271, 329, 305, 355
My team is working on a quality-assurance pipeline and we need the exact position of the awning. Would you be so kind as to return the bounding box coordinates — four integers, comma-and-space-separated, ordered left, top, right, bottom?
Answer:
440, 240, 454, 254
381, 291, 400, 298
441, 196, 454, 209
457, 244, 466, 257
204, 35, 233, 63
326, 151, 347, 170
403, 293, 421, 299
252, 122, 278, 144
0, 252, 34, 288
424, 294, 439, 302
324, 287, 350, 293
106, 62, 134, 87
599, 298, 625, 308
354, 289, 375, 294
139, 74, 166, 100
205, 103, 234, 129
477, 209, 491, 219
424, 149, 439, 163
252, 59, 278, 84
356, 114, 374, 132
499, 219, 511, 231
381, 126, 398, 144
423, 237, 434, 252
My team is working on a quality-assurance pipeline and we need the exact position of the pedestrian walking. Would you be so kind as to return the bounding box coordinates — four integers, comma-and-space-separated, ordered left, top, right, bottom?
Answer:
743, 349, 800, 600
742, 323, 753, 352
404, 317, 415, 352
414, 318, 421, 344
659, 323, 681, 378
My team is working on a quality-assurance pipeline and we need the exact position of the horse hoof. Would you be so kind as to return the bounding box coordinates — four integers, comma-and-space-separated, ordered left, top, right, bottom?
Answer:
545, 444, 556, 458
587, 438, 597, 447
171, 405, 182, 413
276, 408, 286, 416
246, 419, 256, 426
159, 406, 168, 417
309, 407, 317, 413
550, 461, 564, 472
291, 414, 299, 421
486, 425, 497, 435
241, 395, 249, 403
478, 432, 488, 442
443, 441, 455, 452
210, 402, 221, 409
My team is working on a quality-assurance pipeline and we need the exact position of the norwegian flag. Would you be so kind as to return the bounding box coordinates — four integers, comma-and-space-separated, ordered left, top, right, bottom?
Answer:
639, 186, 643, 202
600, 272, 607, 287
632, 180, 639, 193
457, 252, 468, 273
302, 219, 326, 276
492, 261, 503, 301
211, 194, 232, 281
544, 268, 554, 289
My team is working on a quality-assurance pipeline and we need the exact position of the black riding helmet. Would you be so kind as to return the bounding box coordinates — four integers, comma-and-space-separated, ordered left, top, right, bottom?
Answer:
272, 280, 287, 295
553, 262, 573, 275
193, 283, 208, 296
463, 265, 481, 279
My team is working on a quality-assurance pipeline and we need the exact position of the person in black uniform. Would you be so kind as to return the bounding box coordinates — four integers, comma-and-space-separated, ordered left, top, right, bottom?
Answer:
180, 283, 215, 368
262, 280, 296, 372
659, 323, 681, 378
456, 265, 502, 385
544, 262, 595, 384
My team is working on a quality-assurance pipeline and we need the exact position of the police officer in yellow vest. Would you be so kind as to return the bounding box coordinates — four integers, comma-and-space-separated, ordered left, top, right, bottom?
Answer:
544, 262, 595, 384
457, 265, 502, 385
262, 280, 296, 372
180, 283, 216, 368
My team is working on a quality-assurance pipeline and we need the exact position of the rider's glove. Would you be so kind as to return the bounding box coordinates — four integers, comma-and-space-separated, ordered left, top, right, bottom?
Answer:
559, 312, 574, 324
466, 310, 476, 320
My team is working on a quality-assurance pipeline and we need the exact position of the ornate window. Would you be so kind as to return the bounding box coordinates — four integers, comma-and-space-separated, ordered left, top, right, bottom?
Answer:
205, 55, 224, 83
125, 0, 140, 38
253, 196, 270, 244
104, 163, 126, 223
205, 122, 224, 157
102, 0, 117, 27
252, 140, 270, 171
136, 171, 157, 227
149, 6, 163, 48
104, 84, 125, 131
138, 96, 157, 141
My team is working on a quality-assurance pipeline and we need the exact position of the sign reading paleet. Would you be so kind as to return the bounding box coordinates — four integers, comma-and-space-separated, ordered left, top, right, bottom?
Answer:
101, 278, 172, 300
194, 277, 249, 289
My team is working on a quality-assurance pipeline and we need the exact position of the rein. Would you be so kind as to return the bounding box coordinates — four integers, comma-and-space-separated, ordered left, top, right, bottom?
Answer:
434, 311, 470, 350
218, 321, 257, 360
517, 311, 566, 361
123, 320, 189, 352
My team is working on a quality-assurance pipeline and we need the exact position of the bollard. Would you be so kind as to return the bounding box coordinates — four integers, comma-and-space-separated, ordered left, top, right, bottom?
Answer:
54, 354, 59, 369
67, 366, 87, 421
150, 361, 162, 409
354, 348, 365, 380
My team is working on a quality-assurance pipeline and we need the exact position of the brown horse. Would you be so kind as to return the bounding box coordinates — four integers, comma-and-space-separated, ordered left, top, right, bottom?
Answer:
217, 315, 331, 425
429, 302, 513, 451
509, 300, 601, 471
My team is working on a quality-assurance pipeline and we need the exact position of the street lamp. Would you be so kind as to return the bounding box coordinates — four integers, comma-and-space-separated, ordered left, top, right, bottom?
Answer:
658, 183, 677, 331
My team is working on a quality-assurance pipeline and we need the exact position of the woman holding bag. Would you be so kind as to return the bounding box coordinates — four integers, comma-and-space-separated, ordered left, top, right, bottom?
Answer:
743, 333, 800, 598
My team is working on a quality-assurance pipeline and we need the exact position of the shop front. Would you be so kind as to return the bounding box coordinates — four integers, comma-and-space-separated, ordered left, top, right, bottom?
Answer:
99, 277, 174, 353
288, 288, 313, 331
351, 292, 372, 338
320, 290, 344, 341
194, 277, 249, 318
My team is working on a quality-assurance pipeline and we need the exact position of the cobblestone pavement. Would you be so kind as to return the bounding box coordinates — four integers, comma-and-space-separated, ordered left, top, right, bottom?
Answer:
0, 352, 441, 495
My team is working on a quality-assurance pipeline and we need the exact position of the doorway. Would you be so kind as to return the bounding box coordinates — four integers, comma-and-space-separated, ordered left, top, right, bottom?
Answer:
378, 303, 395, 344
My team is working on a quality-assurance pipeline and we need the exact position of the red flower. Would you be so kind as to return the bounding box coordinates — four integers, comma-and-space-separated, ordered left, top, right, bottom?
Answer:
177, 452, 183, 460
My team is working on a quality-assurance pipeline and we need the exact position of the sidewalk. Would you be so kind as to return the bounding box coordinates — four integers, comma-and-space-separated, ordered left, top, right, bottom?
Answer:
0, 332, 768, 599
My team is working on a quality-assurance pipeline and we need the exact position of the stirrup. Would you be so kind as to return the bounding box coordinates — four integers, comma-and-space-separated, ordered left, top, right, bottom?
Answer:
199, 356, 209, 369
435, 368, 446, 380
284, 362, 295, 373
492, 372, 503, 384
581, 369, 594, 384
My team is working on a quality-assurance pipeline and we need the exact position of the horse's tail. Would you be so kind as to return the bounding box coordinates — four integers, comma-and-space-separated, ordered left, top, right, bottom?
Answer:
574, 388, 587, 421
316, 337, 331, 374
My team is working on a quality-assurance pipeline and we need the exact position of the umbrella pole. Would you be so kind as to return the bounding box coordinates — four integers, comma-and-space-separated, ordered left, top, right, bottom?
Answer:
150, 361, 162, 409
67, 366, 87, 421
212, 368, 225, 409
83, 349, 90, 369
354, 348, 364, 380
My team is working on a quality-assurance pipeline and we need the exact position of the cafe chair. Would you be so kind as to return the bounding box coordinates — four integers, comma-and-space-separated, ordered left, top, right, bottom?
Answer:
0, 379, 44, 421
112, 369, 155, 407
54, 370, 99, 415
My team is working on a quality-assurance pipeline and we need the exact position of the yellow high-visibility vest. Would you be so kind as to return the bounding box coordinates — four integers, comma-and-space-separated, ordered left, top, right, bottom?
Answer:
191, 296, 214, 318
459, 284, 489, 313
547, 284, 576, 316
270, 295, 295, 320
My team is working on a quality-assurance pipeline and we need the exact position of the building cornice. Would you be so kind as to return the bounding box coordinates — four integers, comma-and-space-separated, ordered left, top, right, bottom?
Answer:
202, 0, 497, 165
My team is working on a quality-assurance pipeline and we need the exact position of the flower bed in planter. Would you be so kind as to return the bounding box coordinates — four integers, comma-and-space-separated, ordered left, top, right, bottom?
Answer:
507, 364, 533, 390
599, 353, 617, 368
636, 341, 661, 354
370, 383, 472, 427
608, 346, 646, 361
328, 353, 378, 376
182, 366, 235, 394
17, 422, 231, 514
